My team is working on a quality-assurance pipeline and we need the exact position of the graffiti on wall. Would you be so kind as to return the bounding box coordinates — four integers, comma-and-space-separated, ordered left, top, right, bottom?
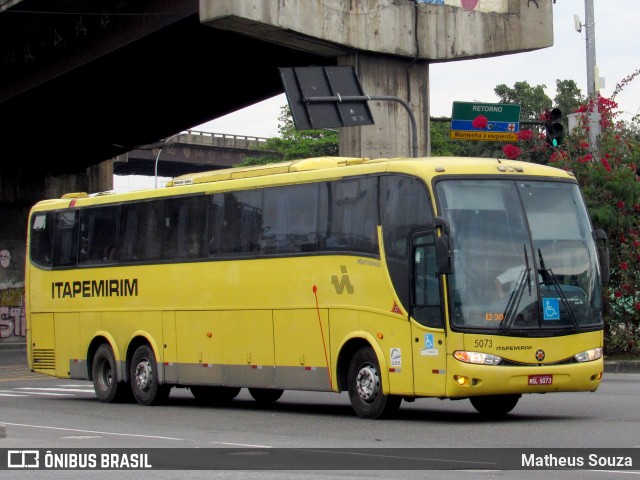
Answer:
0, 248, 26, 341
416, 0, 509, 13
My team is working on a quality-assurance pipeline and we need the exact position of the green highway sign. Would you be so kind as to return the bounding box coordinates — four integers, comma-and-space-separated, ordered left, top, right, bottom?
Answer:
450, 101, 521, 141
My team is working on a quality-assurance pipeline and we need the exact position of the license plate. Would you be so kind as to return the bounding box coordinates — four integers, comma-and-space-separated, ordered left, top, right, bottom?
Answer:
528, 374, 553, 385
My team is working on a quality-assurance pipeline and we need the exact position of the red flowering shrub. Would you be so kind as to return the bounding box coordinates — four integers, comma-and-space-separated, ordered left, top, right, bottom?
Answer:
471, 115, 489, 129
502, 144, 521, 160
517, 129, 533, 142
548, 69, 640, 354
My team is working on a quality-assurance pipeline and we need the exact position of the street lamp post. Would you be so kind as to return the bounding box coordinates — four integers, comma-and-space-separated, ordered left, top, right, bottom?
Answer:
154, 133, 183, 188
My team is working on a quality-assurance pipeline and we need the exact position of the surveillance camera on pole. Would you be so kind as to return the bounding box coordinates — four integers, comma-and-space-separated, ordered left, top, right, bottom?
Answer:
574, 14, 582, 33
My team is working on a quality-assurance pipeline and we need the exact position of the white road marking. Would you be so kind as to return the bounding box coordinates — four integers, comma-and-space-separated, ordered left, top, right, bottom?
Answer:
0, 422, 185, 441
15, 387, 94, 394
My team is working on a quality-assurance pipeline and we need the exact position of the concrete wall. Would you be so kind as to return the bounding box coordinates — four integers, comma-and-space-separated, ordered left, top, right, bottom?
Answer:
0, 197, 27, 344
0, 160, 112, 344
200, 0, 553, 61
338, 54, 430, 158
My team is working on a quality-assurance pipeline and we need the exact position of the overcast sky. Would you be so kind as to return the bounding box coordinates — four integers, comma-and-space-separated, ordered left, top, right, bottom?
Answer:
195, 0, 640, 138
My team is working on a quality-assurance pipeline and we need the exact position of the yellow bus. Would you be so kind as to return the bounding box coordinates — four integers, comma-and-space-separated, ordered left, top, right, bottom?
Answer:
25, 156, 608, 419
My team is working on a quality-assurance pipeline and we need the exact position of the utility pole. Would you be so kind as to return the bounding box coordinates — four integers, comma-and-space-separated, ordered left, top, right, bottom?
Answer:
584, 0, 600, 152
585, 0, 596, 98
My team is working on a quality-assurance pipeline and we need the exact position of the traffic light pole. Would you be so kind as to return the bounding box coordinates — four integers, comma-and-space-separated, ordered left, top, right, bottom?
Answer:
304, 94, 418, 158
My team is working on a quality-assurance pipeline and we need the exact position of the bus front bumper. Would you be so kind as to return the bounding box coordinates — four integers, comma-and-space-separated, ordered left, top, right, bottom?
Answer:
445, 358, 604, 398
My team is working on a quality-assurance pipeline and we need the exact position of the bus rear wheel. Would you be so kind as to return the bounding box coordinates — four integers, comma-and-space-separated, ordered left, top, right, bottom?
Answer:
130, 345, 170, 406
470, 394, 521, 416
190, 386, 241, 404
92, 344, 131, 403
249, 388, 284, 404
347, 346, 401, 419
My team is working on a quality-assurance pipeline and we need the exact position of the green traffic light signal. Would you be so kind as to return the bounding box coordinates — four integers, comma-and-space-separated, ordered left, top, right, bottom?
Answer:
545, 108, 564, 147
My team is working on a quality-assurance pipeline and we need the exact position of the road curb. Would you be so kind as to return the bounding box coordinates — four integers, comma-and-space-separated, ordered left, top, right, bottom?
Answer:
2, 342, 640, 373
604, 360, 640, 374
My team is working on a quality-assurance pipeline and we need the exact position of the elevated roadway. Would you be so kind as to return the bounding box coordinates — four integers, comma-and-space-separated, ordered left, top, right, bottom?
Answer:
1, 0, 552, 188
0, 0, 326, 180
113, 130, 273, 177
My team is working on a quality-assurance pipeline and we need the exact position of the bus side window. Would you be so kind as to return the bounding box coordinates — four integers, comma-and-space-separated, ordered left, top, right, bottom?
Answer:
219, 193, 243, 254
261, 183, 322, 254
163, 196, 207, 260
209, 195, 224, 255
328, 178, 378, 254
219, 191, 263, 256
119, 206, 138, 261
119, 201, 163, 262
53, 211, 79, 267
380, 175, 433, 311
412, 235, 443, 328
78, 206, 120, 265
30, 212, 55, 267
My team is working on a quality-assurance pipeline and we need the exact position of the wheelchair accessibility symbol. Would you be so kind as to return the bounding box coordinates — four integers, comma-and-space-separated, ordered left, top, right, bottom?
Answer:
543, 298, 560, 321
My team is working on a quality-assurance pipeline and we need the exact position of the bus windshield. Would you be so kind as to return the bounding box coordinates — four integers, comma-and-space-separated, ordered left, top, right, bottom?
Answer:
437, 179, 603, 333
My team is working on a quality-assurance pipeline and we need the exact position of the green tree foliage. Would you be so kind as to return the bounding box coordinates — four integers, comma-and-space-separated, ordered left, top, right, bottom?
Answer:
494, 80, 552, 121
238, 106, 338, 166
430, 118, 458, 156
554, 79, 585, 117
433, 80, 558, 159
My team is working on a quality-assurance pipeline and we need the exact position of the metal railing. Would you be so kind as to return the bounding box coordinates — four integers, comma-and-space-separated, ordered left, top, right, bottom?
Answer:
176, 130, 270, 148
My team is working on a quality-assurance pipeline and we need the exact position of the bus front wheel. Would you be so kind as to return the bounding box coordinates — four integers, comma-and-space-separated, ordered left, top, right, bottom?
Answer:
92, 344, 131, 403
470, 394, 521, 416
347, 346, 401, 419
249, 388, 284, 404
130, 345, 170, 406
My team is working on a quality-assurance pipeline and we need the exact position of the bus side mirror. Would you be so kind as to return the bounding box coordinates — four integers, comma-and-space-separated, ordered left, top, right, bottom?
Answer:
433, 216, 453, 274
594, 229, 610, 285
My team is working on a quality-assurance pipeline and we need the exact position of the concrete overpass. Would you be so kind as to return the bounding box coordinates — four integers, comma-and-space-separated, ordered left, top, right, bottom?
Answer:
0, 0, 327, 183
113, 130, 273, 177
1, 0, 553, 195
0, 0, 554, 344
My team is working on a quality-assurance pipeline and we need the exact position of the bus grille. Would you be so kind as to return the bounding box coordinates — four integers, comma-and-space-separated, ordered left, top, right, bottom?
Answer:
32, 349, 56, 371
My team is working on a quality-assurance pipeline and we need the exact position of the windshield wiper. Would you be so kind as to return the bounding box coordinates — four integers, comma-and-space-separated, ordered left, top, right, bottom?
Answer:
538, 249, 580, 331
500, 245, 531, 333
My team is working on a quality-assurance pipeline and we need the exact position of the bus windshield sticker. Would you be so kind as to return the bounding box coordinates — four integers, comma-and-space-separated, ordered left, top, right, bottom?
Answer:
33, 214, 46, 230
543, 298, 561, 321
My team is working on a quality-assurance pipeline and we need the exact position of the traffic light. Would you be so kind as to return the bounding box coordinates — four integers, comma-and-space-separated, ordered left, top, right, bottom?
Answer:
544, 108, 564, 148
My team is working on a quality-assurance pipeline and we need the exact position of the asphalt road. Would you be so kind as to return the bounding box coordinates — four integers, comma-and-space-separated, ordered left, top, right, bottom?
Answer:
1, 346, 639, 479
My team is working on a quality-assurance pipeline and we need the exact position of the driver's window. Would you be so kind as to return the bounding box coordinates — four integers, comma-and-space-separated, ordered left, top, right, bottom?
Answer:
412, 235, 443, 328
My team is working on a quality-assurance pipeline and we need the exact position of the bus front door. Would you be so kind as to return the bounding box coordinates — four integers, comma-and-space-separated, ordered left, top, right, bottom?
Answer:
410, 233, 447, 396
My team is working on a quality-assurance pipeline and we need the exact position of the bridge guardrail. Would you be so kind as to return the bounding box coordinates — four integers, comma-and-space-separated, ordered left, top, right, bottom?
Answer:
178, 130, 269, 149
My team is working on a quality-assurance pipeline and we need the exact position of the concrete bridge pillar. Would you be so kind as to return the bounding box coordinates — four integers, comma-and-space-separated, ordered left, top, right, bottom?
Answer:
201, 0, 551, 159
338, 54, 430, 159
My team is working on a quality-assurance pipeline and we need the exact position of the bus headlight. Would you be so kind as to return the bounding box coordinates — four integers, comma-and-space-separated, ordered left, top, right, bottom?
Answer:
574, 347, 603, 363
453, 351, 503, 365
